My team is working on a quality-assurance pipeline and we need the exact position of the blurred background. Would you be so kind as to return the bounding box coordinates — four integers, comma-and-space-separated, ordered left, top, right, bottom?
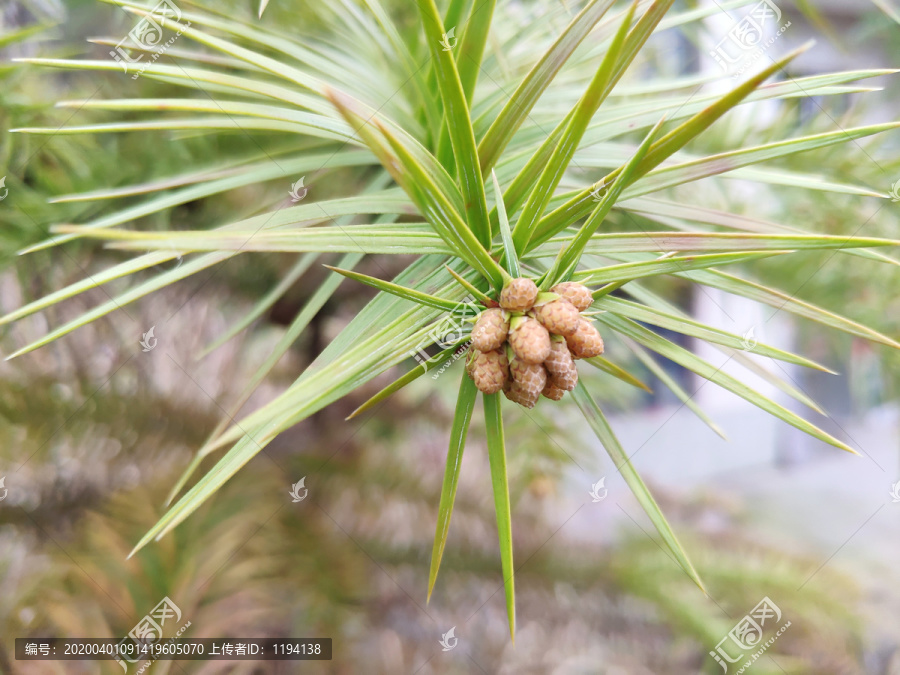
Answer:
1, 0, 899, 673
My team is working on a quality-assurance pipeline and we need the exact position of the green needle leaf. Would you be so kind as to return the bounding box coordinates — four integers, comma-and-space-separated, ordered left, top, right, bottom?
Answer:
682, 268, 900, 350
456, 0, 496, 104
597, 295, 833, 372
371, 117, 508, 288
347, 344, 463, 421
428, 373, 478, 601
625, 341, 727, 440
622, 280, 829, 415
530, 42, 813, 249
199, 253, 318, 358
324, 266, 463, 311
492, 170, 519, 278
543, 114, 665, 287
169, 254, 363, 500
496, 0, 674, 237
573, 251, 788, 286
571, 382, 706, 593
444, 264, 495, 307
477, 0, 617, 173
511, 0, 638, 253
483, 392, 516, 641
132, 260, 475, 556
417, 0, 491, 247
585, 355, 653, 393
597, 313, 860, 454
5, 252, 232, 361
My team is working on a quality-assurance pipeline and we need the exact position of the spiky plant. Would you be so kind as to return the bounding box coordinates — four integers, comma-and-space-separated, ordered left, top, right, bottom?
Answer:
6, 0, 900, 639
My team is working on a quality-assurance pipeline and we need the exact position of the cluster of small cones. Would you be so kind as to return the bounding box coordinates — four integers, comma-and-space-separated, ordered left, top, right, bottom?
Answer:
466, 278, 604, 408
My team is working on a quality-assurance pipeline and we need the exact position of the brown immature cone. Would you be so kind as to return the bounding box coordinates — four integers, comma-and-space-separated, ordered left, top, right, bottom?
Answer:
470, 308, 509, 352
544, 338, 578, 391
503, 386, 533, 407
551, 282, 594, 312
500, 277, 539, 312
565, 319, 605, 359
532, 298, 580, 337
467, 348, 509, 394
541, 382, 566, 401
507, 358, 547, 408
508, 316, 551, 364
